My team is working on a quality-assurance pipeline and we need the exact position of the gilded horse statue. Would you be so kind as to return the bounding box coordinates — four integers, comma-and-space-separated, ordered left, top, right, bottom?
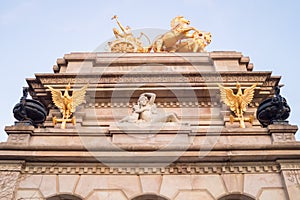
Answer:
150, 16, 197, 52
175, 31, 212, 53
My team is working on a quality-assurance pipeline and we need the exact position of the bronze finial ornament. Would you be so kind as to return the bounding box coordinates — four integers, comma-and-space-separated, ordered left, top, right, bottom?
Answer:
218, 82, 257, 128
48, 83, 88, 129
256, 85, 291, 127
13, 87, 47, 127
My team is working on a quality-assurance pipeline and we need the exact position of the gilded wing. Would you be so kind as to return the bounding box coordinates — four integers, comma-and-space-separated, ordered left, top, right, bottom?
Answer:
218, 84, 238, 112
70, 84, 88, 112
47, 86, 64, 111
241, 83, 257, 111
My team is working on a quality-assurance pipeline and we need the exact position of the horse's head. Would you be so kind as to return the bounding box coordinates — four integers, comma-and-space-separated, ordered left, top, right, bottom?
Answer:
204, 32, 212, 44
178, 16, 190, 25
171, 16, 190, 28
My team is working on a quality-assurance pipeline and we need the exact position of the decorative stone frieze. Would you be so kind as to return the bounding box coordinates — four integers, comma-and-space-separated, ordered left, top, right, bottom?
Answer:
22, 162, 280, 175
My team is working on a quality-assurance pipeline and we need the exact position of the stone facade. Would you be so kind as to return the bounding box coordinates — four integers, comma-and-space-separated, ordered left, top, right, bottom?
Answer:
1, 52, 300, 200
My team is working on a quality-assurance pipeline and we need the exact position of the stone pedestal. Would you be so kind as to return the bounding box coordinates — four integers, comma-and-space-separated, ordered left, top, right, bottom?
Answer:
5, 125, 34, 145
268, 124, 298, 143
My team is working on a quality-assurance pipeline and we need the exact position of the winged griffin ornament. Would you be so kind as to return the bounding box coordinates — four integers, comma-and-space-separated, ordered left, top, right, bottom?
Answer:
48, 83, 88, 129
218, 82, 257, 128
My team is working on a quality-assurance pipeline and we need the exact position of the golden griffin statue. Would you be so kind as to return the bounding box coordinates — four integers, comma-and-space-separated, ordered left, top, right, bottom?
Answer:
219, 82, 257, 128
48, 83, 88, 129
108, 15, 211, 53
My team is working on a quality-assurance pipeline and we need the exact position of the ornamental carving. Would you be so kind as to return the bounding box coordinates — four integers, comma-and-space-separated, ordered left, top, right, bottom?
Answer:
272, 133, 295, 142
287, 170, 300, 186
39, 74, 267, 85
119, 93, 179, 123
22, 164, 280, 175
0, 171, 20, 199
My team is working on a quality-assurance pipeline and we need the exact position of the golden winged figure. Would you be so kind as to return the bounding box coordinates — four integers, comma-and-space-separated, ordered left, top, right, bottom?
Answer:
218, 82, 257, 128
48, 83, 88, 128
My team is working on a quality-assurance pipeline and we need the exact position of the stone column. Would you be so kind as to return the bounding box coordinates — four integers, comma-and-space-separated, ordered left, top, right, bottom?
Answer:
278, 160, 300, 200
0, 161, 24, 200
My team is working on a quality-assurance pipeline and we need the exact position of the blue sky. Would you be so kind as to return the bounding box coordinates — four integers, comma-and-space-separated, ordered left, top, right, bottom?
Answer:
0, 0, 299, 141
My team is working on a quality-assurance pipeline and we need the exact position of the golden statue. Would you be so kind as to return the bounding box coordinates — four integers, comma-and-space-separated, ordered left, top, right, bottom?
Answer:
219, 82, 257, 128
108, 15, 211, 53
175, 31, 212, 52
48, 83, 88, 129
109, 15, 150, 53
149, 16, 211, 52
150, 16, 197, 52
112, 15, 134, 40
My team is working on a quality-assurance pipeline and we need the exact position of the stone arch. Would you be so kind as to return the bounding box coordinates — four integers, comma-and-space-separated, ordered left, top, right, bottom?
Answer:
218, 193, 255, 200
46, 194, 83, 200
131, 194, 170, 200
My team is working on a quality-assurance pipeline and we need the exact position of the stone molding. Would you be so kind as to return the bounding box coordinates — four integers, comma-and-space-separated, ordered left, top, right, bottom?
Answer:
4, 125, 34, 135
84, 101, 222, 108
0, 161, 24, 171
83, 101, 260, 109
22, 162, 280, 175
32, 72, 269, 85
278, 161, 300, 170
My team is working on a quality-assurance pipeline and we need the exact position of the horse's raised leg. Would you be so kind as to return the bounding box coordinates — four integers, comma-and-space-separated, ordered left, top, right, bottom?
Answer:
155, 39, 163, 52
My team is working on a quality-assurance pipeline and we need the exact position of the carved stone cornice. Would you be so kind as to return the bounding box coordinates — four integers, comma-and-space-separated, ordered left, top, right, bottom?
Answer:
28, 72, 272, 86
22, 162, 280, 175
26, 71, 278, 108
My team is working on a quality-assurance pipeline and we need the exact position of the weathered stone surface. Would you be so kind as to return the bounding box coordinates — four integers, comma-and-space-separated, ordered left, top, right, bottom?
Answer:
244, 173, 284, 197
15, 189, 44, 200
74, 175, 141, 199
19, 175, 57, 198
277, 160, 300, 200
0, 171, 20, 200
58, 175, 79, 194
174, 190, 215, 200
139, 175, 162, 194
86, 190, 128, 200
221, 174, 244, 193
160, 175, 192, 198
192, 175, 226, 198
258, 188, 287, 200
